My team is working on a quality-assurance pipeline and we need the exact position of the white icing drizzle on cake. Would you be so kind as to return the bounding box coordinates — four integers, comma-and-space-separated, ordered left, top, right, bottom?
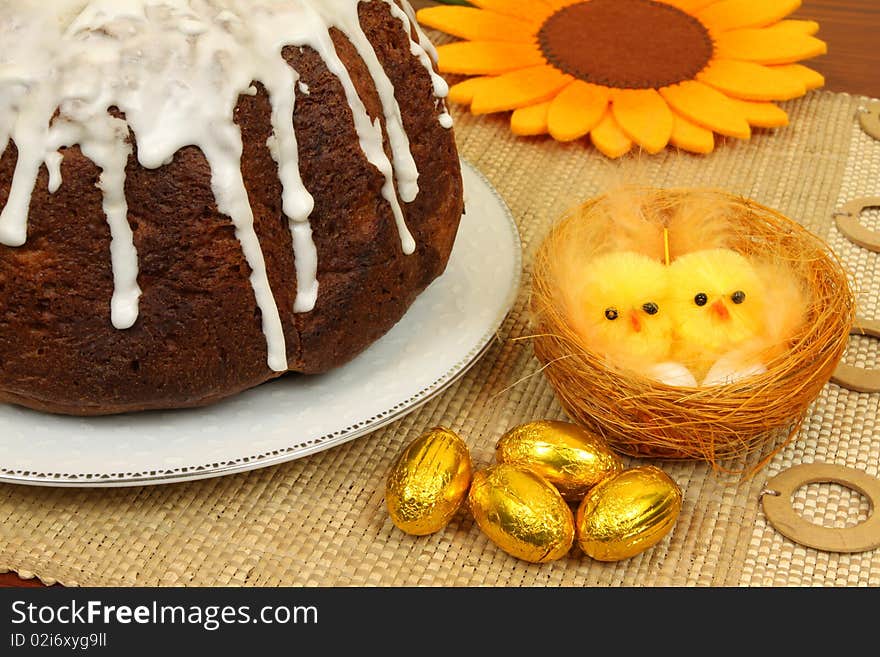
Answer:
0, 0, 450, 372
391, 0, 453, 129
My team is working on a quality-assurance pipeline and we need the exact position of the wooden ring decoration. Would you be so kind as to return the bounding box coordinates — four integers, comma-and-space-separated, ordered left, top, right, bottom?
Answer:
761, 463, 880, 553
831, 317, 880, 393
859, 103, 880, 141
835, 197, 880, 253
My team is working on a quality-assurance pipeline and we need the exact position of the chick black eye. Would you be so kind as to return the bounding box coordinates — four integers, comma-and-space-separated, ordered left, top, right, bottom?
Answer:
694, 293, 708, 307
642, 302, 659, 315
604, 308, 618, 321
731, 290, 746, 304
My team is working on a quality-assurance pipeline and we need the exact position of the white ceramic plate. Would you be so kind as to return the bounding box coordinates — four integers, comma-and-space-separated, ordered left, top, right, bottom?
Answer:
0, 160, 521, 487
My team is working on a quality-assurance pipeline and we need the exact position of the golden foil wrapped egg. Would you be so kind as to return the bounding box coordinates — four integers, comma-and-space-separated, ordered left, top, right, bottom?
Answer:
468, 463, 575, 563
385, 427, 472, 536
576, 465, 682, 561
495, 420, 624, 501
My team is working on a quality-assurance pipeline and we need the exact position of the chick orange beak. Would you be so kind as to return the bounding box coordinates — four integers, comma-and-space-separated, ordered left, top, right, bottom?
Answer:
629, 311, 642, 333
710, 299, 730, 320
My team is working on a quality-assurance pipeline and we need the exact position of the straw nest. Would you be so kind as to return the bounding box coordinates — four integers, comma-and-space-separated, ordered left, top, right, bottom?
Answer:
529, 187, 856, 473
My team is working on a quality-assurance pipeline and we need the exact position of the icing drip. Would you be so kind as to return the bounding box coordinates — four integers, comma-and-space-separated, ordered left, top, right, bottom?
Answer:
332, 4, 420, 203
389, 1, 452, 129
51, 114, 143, 330
0, 0, 450, 371
391, 2, 447, 98
301, 5, 416, 256
0, 6, 56, 247
247, 7, 318, 313
204, 129, 289, 372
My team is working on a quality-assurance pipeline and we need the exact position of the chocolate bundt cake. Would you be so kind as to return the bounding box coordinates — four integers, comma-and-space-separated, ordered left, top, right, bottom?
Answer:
0, 0, 463, 415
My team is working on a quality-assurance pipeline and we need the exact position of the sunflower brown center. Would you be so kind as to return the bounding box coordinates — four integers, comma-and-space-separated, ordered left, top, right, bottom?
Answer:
538, 0, 713, 89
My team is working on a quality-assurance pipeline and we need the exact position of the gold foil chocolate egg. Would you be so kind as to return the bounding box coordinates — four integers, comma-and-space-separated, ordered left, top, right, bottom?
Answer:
495, 420, 624, 501
576, 466, 682, 562
385, 427, 472, 536
468, 463, 575, 563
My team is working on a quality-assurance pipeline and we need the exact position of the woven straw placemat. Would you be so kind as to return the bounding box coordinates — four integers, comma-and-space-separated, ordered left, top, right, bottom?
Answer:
1, 88, 878, 588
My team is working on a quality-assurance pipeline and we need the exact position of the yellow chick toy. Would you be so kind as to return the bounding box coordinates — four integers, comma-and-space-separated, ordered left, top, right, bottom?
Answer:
667, 248, 765, 381
705, 256, 810, 386
565, 250, 697, 387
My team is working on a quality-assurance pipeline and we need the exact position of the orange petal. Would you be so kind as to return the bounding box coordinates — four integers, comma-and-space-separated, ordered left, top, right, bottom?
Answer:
657, 0, 716, 12
590, 111, 634, 159
611, 89, 673, 154
725, 98, 789, 128
468, 0, 556, 24
471, 65, 572, 115
436, 41, 546, 76
696, 0, 801, 32
511, 102, 551, 136
448, 76, 495, 105
543, 0, 582, 10
770, 63, 825, 90
415, 7, 537, 43
547, 81, 609, 142
714, 26, 827, 64
659, 80, 751, 139
697, 59, 806, 101
774, 19, 820, 36
670, 114, 715, 154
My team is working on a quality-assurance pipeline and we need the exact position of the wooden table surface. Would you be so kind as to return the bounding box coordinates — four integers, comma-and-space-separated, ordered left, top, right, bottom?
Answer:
1, 0, 877, 589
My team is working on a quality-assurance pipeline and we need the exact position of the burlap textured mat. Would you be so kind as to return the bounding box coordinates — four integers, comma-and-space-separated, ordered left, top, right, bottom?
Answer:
1, 88, 878, 587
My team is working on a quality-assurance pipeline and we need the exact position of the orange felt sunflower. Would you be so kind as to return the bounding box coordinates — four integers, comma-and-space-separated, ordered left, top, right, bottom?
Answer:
416, 0, 827, 157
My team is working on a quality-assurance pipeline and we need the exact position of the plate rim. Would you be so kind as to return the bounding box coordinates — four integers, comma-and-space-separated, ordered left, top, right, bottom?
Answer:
0, 158, 522, 487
